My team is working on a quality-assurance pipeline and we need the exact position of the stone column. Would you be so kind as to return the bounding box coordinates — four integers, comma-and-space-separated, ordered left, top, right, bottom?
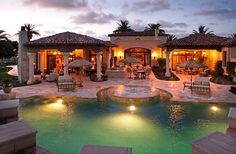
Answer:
165, 51, 171, 77
107, 47, 112, 69
27, 52, 35, 84
96, 51, 102, 80
18, 26, 29, 83
63, 52, 69, 76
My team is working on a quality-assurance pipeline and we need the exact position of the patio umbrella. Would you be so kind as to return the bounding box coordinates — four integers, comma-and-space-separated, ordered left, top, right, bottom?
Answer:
119, 57, 142, 64
176, 58, 206, 83
67, 59, 92, 86
119, 57, 141, 78
67, 59, 92, 67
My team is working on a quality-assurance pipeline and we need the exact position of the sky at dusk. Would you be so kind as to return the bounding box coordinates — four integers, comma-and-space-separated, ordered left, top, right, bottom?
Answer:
1, 0, 236, 41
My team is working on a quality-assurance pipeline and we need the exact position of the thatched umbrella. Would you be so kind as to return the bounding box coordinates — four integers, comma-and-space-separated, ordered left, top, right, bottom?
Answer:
120, 57, 142, 64
67, 59, 92, 86
119, 57, 142, 78
176, 58, 206, 83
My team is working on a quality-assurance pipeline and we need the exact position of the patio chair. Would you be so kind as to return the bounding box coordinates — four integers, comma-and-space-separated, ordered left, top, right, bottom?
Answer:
46, 69, 60, 82
127, 67, 132, 78
191, 77, 211, 96
57, 75, 76, 92
46, 73, 59, 82
145, 67, 152, 79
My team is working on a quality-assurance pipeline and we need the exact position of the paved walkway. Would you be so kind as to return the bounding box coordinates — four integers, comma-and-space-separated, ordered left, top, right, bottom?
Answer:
2, 72, 235, 104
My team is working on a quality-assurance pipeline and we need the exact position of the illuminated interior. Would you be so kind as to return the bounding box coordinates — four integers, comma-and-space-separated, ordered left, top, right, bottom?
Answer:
170, 49, 221, 70
37, 49, 99, 73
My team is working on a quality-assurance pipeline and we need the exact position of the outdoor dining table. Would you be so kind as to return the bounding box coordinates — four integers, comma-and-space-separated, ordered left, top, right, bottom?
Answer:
137, 70, 145, 79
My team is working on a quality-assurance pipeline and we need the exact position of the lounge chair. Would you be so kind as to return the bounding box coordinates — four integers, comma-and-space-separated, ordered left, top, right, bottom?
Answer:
57, 75, 76, 92
191, 77, 211, 95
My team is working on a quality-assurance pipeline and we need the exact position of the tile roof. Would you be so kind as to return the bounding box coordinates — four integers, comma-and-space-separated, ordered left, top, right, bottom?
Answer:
164, 34, 232, 48
108, 31, 168, 37
25, 32, 105, 47
227, 39, 236, 47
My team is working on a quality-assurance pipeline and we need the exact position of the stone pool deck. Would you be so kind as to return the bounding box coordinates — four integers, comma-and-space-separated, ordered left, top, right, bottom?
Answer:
1, 73, 236, 104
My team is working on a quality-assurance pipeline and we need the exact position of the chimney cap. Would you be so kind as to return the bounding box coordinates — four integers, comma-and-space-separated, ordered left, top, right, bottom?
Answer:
21, 26, 25, 31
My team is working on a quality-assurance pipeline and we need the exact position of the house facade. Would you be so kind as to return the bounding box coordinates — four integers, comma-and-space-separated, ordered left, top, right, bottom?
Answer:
108, 30, 168, 66
17, 26, 236, 84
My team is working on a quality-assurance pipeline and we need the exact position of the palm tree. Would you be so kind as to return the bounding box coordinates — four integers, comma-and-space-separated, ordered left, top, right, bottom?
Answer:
145, 23, 165, 33
0, 30, 8, 40
114, 20, 134, 33
24, 24, 40, 40
231, 34, 236, 39
193, 25, 214, 35
167, 34, 177, 42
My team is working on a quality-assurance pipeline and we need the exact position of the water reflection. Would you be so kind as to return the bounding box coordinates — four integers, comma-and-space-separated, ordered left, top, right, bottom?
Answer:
168, 104, 185, 127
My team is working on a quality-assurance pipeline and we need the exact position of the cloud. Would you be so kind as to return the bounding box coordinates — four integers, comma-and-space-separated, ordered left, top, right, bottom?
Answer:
71, 11, 117, 24
131, 19, 145, 31
44, 30, 56, 35
158, 20, 188, 28
131, 0, 170, 12
193, 9, 236, 20
84, 30, 96, 36
23, 0, 88, 10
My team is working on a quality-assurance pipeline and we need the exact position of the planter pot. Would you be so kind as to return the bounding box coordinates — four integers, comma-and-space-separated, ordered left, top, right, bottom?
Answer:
34, 75, 41, 81
3, 84, 13, 93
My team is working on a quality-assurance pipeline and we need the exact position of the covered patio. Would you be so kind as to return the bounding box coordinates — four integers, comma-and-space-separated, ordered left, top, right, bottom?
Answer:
163, 34, 231, 77
18, 28, 115, 84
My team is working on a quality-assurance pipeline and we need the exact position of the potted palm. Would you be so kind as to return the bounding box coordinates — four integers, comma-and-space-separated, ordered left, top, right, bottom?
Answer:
2, 78, 13, 93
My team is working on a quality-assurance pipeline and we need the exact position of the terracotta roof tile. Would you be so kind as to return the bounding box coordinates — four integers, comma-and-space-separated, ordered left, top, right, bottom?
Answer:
25, 32, 105, 46
164, 34, 231, 48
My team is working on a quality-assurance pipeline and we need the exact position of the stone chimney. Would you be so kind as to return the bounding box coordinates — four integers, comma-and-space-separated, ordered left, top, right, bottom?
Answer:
18, 26, 29, 83
155, 28, 159, 40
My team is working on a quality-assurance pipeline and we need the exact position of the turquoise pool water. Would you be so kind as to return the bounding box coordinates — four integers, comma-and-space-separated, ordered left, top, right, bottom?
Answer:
19, 97, 236, 154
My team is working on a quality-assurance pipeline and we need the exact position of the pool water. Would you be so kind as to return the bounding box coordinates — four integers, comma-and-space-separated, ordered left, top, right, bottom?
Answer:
19, 97, 236, 154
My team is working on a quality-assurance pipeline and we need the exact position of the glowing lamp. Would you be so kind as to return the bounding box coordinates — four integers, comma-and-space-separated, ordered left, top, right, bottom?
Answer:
118, 52, 123, 59
57, 98, 63, 104
129, 105, 136, 111
173, 52, 178, 55
211, 106, 219, 112
152, 52, 157, 59
203, 52, 206, 55
53, 52, 57, 55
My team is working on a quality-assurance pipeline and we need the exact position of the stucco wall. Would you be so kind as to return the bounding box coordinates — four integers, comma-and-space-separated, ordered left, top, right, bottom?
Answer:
110, 35, 167, 66
230, 47, 236, 62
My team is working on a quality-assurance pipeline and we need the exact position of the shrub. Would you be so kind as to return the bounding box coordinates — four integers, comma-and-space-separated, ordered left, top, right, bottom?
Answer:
157, 58, 166, 69
229, 86, 236, 94
34, 69, 42, 75
213, 61, 224, 77
226, 62, 236, 76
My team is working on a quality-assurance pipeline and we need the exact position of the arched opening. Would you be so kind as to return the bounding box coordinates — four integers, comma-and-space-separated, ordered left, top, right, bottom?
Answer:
124, 48, 151, 66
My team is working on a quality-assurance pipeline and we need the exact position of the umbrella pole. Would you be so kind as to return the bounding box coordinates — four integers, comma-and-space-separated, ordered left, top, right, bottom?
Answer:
79, 68, 83, 87
190, 69, 193, 94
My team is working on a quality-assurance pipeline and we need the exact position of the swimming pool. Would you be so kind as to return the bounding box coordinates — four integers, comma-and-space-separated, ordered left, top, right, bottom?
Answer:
19, 96, 235, 154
